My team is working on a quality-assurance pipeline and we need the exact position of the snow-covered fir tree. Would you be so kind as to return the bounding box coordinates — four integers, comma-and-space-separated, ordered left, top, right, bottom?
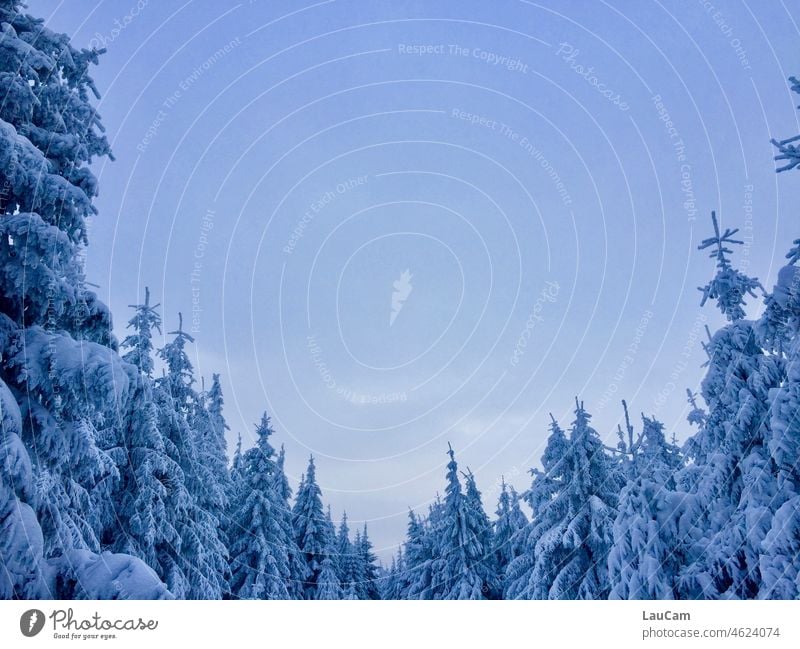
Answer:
197, 374, 232, 526
492, 477, 528, 592
153, 315, 229, 598
462, 469, 500, 598
315, 556, 342, 600
427, 445, 498, 599
675, 213, 783, 599
354, 523, 381, 599
399, 509, 434, 599
507, 405, 621, 599
227, 413, 292, 599
380, 547, 406, 599
5, 0, 800, 603
272, 444, 308, 598
122, 288, 160, 376
759, 238, 800, 598
334, 512, 359, 598
0, 0, 169, 599
608, 414, 684, 599
505, 415, 569, 599
291, 456, 330, 599
113, 291, 186, 584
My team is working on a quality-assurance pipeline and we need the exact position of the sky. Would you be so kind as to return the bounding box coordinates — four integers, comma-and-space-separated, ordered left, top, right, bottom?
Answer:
29, 0, 800, 560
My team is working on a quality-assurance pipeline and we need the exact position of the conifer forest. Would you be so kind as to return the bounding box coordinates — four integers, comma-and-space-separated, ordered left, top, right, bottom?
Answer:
2, 0, 800, 601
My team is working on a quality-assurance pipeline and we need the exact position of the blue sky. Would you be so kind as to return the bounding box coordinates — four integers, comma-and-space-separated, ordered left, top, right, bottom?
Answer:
31, 0, 800, 559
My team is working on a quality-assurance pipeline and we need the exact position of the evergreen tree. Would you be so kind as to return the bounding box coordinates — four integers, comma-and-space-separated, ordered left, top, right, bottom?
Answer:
505, 415, 569, 599
381, 552, 398, 599
760, 238, 800, 598
430, 444, 497, 599
335, 512, 358, 597
113, 293, 186, 586
121, 288, 160, 376
507, 405, 621, 599
0, 0, 169, 598
608, 415, 684, 599
201, 375, 232, 507
227, 414, 291, 599
153, 315, 228, 598
271, 444, 307, 598
697, 212, 762, 322
291, 456, 329, 598
229, 433, 244, 499
676, 213, 783, 599
554, 402, 621, 599
493, 478, 528, 590
314, 556, 341, 600
355, 523, 380, 599
401, 509, 433, 599
0, 376, 43, 597
462, 470, 500, 598
193, 374, 232, 547
380, 547, 406, 599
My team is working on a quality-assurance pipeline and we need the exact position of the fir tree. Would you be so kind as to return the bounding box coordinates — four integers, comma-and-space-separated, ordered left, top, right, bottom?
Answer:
271, 445, 307, 598
608, 415, 684, 599
153, 315, 228, 599
430, 444, 497, 599
229, 433, 244, 498
202, 375, 232, 505
355, 523, 380, 599
291, 456, 329, 598
401, 509, 433, 599
505, 415, 569, 599
228, 414, 291, 599
0, 0, 168, 598
507, 405, 621, 599
760, 238, 800, 598
493, 478, 528, 590
676, 213, 783, 599
121, 287, 160, 376
335, 512, 357, 596
0, 377, 43, 597
113, 294, 186, 585
462, 470, 500, 598
314, 556, 341, 600
697, 211, 762, 322
381, 552, 398, 599
193, 374, 232, 548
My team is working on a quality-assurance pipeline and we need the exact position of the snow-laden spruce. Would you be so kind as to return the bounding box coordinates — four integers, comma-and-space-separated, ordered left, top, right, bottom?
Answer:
334, 512, 358, 597
506, 406, 622, 599
492, 477, 528, 594
427, 445, 499, 599
675, 213, 783, 599
227, 413, 295, 599
354, 523, 381, 599
153, 316, 229, 598
110, 293, 184, 586
0, 0, 171, 598
759, 239, 800, 598
608, 414, 684, 599
271, 444, 309, 598
398, 509, 434, 598
292, 456, 338, 598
